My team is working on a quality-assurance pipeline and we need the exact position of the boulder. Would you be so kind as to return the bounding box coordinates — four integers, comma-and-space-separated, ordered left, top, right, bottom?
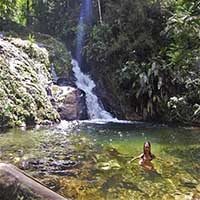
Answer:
0, 37, 60, 127
51, 85, 88, 120
56, 77, 75, 87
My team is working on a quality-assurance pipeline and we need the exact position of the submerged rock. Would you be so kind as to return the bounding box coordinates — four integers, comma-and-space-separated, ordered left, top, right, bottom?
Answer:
176, 172, 198, 188
174, 192, 194, 200
97, 160, 121, 171
162, 194, 175, 200
196, 184, 200, 192
180, 176, 198, 188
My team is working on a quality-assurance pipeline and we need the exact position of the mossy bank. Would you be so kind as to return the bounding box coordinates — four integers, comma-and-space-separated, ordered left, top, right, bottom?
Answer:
0, 32, 72, 128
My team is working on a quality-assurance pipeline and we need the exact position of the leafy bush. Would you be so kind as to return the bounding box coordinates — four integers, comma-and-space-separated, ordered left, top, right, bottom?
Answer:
0, 0, 17, 20
164, 0, 200, 74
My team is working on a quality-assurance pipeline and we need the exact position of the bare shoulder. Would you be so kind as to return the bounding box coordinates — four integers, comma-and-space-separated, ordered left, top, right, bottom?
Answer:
139, 153, 144, 158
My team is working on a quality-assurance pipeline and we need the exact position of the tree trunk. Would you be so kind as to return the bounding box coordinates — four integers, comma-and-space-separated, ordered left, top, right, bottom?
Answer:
0, 163, 67, 200
97, 0, 103, 24
26, 0, 30, 26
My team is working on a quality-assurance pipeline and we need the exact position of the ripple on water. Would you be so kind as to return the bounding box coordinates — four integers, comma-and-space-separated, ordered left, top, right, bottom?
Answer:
0, 124, 200, 199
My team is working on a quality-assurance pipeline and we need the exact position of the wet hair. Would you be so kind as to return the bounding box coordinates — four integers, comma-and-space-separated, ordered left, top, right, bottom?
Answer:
143, 141, 151, 155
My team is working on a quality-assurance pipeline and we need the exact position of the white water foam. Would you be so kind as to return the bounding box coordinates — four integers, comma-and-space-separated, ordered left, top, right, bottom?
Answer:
71, 59, 115, 120
56, 119, 140, 132
51, 63, 58, 83
81, 119, 136, 124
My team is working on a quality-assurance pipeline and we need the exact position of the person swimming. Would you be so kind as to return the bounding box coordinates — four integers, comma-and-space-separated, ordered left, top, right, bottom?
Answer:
128, 141, 156, 171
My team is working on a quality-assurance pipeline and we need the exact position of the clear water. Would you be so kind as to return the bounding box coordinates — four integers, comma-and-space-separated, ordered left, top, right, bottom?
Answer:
0, 122, 200, 200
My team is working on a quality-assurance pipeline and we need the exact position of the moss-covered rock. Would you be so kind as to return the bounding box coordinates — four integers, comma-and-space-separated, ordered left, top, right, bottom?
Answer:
0, 18, 72, 80
35, 33, 72, 79
0, 37, 60, 127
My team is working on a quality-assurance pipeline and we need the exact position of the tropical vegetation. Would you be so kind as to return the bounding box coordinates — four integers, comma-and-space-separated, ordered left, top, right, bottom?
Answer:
0, 0, 199, 125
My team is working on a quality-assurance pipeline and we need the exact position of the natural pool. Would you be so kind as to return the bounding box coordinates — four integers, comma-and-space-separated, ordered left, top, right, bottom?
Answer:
0, 120, 200, 200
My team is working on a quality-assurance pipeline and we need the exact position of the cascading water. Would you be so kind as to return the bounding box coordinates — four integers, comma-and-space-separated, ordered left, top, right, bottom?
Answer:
72, 59, 113, 120
73, 0, 114, 120
76, 0, 92, 65
51, 63, 58, 83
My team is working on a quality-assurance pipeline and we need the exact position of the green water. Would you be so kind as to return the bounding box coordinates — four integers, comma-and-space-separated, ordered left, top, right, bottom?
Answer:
0, 121, 200, 200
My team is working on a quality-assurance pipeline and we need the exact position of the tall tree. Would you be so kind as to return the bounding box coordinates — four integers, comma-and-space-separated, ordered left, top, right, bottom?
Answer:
97, 0, 103, 24
26, 0, 30, 26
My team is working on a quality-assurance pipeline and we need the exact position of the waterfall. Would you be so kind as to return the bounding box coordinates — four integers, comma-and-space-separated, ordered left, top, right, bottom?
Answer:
72, 0, 114, 120
51, 63, 58, 83
76, 0, 92, 65
72, 59, 113, 120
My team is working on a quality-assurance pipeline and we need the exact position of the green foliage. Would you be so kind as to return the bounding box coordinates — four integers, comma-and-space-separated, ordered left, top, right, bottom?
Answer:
116, 58, 177, 118
84, 0, 165, 66
83, 0, 166, 119
83, 24, 113, 63
159, 0, 200, 124
167, 77, 200, 124
28, 33, 35, 43
32, 0, 81, 40
83, 0, 200, 123
99, 0, 162, 60
0, 0, 17, 19
0, 0, 28, 25
164, 0, 200, 74
1, 0, 199, 124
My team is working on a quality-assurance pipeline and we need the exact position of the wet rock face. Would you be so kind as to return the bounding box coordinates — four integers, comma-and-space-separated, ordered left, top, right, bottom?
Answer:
0, 36, 88, 125
76, 89, 88, 120
50, 85, 88, 120
0, 37, 60, 127
56, 77, 75, 87
58, 87, 88, 120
